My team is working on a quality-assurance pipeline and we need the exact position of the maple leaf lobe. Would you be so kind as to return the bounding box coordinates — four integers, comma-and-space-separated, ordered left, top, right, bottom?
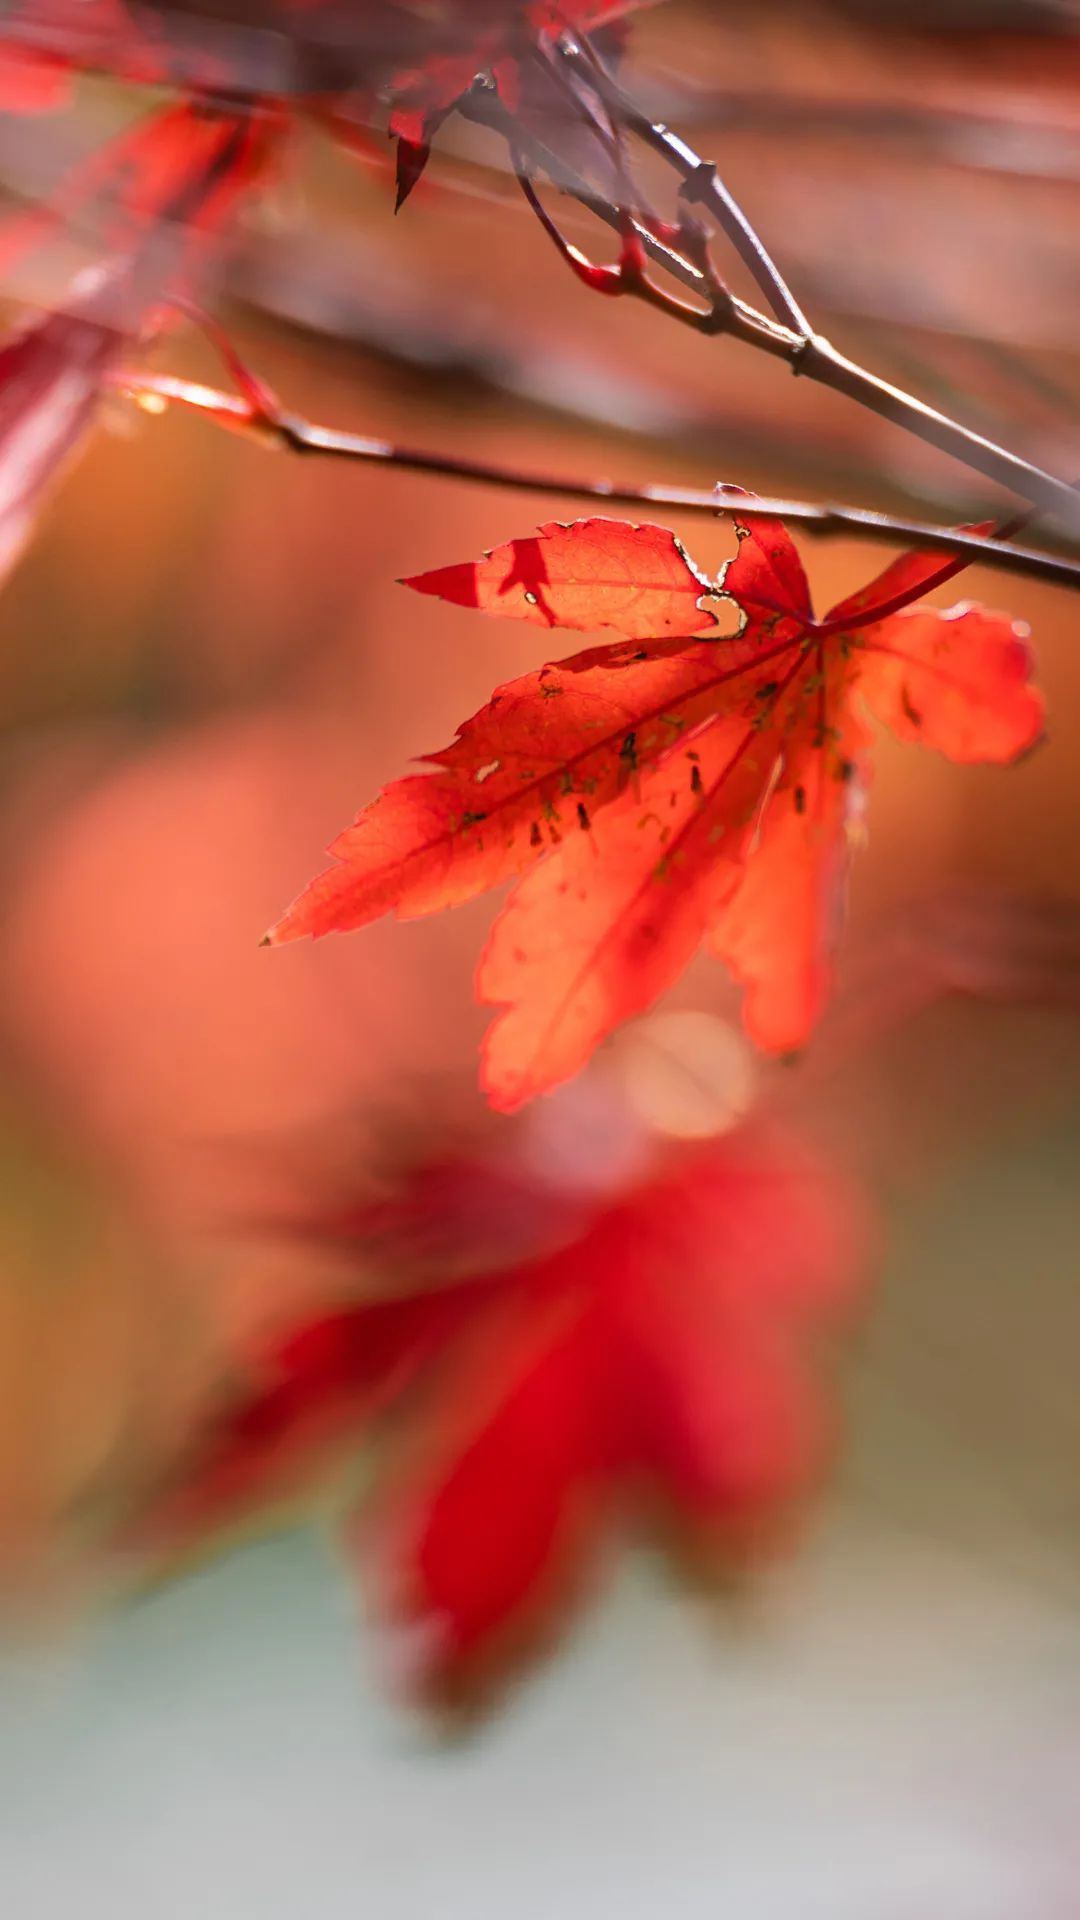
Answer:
403, 518, 719, 640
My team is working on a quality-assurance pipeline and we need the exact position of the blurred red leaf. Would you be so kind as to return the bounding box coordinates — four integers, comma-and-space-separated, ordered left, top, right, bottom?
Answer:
0, 102, 272, 583
0, 40, 68, 110
135, 1122, 872, 1705
0, 3, 661, 566
386, 0, 652, 194
0, 1, 652, 105
0, 265, 123, 580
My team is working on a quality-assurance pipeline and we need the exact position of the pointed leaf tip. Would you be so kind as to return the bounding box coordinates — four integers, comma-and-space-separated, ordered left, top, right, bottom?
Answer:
403, 520, 719, 640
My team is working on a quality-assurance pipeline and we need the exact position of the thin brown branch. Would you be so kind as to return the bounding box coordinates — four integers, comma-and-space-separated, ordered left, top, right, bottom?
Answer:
471, 39, 1080, 536
565, 29, 812, 338
110, 367, 1080, 594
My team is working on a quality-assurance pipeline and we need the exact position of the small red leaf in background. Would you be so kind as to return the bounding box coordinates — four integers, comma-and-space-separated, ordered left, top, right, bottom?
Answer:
0, 1, 657, 179
0, 101, 273, 585
275, 512, 1044, 1106
0, 266, 124, 581
131, 1108, 872, 1707
385, 0, 657, 189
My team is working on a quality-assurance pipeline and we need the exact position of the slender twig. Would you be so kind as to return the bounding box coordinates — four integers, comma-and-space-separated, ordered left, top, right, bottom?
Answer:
514, 159, 731, 333
677, 143, 812, 337
456, 84, 797, 357
109, 367, 1080, 593
466, 38, 1080, 534
566, 28, 813, 338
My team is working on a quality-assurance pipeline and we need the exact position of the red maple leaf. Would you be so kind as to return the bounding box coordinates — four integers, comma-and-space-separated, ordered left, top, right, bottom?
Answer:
134, 1122, 871, 1705
386, 0, 653, 205
268, 511, 1045, 1109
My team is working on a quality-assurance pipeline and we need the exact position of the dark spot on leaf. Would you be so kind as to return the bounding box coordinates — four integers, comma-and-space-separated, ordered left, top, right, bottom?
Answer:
901, 685, 923, 728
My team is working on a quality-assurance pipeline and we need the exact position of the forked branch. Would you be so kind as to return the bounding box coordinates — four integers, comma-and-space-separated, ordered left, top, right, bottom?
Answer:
459, 35, 1080, 534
